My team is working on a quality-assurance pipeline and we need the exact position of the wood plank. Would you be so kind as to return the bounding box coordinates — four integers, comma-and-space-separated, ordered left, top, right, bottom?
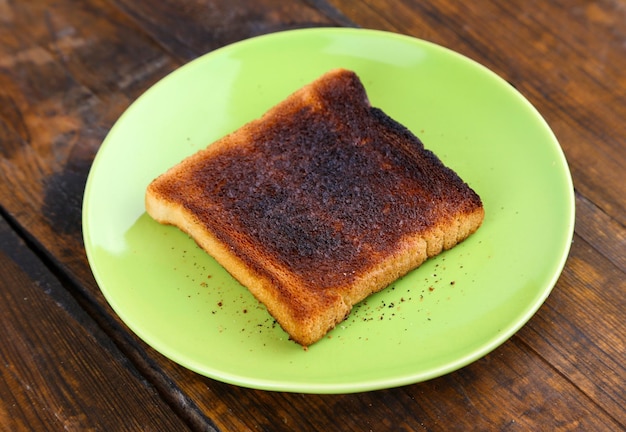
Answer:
0, 216, 193, 431
0, 0, 180, 281
109, 0, 341, 62
158, 338, 621, 431
517, 232, 626, 425
574, 192, 626, 272
0, 0, 624, 430
0, 0, 180, 98
86, 2, 622, 429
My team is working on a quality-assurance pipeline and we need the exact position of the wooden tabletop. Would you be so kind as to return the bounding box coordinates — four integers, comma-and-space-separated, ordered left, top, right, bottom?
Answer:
1, 1, 624, 430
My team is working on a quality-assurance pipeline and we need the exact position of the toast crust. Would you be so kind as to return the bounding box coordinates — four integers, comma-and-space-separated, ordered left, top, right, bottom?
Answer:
146, 68, 484, 346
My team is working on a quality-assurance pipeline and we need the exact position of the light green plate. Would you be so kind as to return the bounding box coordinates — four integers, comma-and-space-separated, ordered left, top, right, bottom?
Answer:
83, 28, 574, 393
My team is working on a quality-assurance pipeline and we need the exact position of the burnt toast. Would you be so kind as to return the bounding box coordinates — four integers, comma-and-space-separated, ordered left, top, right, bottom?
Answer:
145, 68, 484, 346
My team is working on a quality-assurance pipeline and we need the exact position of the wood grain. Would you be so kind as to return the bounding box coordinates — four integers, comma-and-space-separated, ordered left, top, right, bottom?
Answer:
0, 0, 624, 430
0, 0, 180, 287
0, 216, 192, 431
519, 233, 625, 424
172, 339, 624, 431
109, 0, 344, 62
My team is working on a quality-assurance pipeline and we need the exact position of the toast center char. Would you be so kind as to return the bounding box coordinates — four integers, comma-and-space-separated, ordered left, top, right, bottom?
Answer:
179, 72, 481, 291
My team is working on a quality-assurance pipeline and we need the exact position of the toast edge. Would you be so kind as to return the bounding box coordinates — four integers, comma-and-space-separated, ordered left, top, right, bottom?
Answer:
146, 183, 484, 346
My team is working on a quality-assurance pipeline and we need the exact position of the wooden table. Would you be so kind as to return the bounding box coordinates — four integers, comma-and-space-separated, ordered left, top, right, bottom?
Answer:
1, 1, 624, 430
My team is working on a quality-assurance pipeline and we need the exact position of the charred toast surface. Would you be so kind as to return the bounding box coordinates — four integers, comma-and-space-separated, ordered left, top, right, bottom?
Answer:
146, 68, 484, 346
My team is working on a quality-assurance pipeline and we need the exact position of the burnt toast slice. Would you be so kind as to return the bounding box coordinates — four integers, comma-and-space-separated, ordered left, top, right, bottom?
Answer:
145, 68, 484, 346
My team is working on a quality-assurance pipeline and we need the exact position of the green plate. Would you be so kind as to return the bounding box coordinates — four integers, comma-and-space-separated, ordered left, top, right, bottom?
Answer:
83, 28, 574, 393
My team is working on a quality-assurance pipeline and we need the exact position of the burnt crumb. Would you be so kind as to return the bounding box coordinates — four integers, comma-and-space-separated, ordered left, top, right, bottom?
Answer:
450, 281, 455, 285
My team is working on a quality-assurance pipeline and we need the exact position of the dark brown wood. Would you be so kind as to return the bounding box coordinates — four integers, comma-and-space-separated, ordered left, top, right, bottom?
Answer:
518, 233, 626, 425
109, 0, 348, 62
0, 216, 193, 431
0, 0, 624, 430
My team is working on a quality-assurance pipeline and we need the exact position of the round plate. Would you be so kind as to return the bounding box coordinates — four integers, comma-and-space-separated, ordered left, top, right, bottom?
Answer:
83, 28, 574, 393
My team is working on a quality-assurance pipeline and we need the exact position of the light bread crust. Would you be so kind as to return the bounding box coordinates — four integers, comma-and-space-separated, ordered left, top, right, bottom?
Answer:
146, 69, 484, 346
